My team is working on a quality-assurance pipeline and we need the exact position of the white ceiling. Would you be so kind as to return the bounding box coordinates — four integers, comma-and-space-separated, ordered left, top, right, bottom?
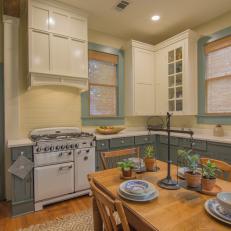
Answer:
58, 0, 231, 43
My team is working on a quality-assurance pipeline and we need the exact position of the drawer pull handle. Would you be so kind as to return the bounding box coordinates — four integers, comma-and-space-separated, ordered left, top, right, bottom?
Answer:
121, 140, 125, 144
84, 156, 88, 161
144, 138, 148, 141
59, 165, 72, 171
101, 143, 105, 146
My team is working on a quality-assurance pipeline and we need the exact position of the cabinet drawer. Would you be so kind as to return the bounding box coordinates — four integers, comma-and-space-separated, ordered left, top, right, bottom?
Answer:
110, 137, 134, 149
12, 146, 33, 161
159, 136, 179, 146
96, 140, 109, 151
179, 138, 207, 151
135, 135, 155, 145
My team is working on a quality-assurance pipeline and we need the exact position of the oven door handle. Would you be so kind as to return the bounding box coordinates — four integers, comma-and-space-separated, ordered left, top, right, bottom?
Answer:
59, 165, 73, 171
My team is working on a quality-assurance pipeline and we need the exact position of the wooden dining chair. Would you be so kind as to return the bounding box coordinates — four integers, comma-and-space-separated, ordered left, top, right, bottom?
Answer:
200, 158, 231, 181
89, 179, 132, 231
101, 147, 140, 170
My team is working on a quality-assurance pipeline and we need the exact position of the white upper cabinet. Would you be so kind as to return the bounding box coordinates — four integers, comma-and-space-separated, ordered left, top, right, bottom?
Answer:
155, 30, 199, 115
30, 3, 49, 31
125, 41, 155, 116
30, 30, 50, 73
27, 0, 88, 89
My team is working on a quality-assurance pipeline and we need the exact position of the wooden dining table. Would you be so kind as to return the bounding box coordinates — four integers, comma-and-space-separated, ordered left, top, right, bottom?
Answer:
89, 160, 231, 231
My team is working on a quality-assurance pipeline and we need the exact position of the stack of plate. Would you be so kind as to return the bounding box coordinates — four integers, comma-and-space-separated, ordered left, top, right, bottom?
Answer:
118, 180, 159, 202
204, 199, 231, 225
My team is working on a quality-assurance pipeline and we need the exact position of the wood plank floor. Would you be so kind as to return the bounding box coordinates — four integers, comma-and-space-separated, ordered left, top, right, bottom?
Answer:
0, 196, 92, 231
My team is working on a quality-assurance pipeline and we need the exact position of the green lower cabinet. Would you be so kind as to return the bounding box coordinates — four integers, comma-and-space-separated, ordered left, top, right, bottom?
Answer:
95, 135, 157, 170
11, 146, 34, 216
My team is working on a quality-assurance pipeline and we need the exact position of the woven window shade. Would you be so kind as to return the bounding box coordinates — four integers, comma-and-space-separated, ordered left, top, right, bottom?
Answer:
89, 50, 118, 64
206, 36, 231, 114
89, 50, 118, 117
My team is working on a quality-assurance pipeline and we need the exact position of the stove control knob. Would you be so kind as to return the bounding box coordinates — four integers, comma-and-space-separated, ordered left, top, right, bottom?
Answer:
36, 147, 41, 152
70, 144, 74, 149
75, 143, 79, 148
44, 146, 50, 152
60, 145, 65, 150
56, 146, 60, 151
50, 146, 55, 151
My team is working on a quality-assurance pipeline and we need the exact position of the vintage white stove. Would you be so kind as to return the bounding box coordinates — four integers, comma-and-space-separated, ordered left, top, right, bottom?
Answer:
30, 127, 95, 211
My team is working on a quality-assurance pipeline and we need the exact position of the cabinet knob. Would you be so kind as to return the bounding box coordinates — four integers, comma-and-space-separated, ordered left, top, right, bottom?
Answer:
20, 152, 24, 156
121, 140, 125, 144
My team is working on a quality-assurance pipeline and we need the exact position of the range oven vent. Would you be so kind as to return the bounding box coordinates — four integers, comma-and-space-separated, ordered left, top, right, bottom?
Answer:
115, 0, 130, 11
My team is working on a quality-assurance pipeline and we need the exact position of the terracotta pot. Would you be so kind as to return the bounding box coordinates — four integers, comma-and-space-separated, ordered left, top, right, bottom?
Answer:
201, 177, 216, 191
122, 169, 132, 178
144, 158, 155, 171
185, 171, 202, 188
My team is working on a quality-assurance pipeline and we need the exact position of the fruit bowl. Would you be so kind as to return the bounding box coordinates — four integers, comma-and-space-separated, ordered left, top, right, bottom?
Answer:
96, 126, 125, 135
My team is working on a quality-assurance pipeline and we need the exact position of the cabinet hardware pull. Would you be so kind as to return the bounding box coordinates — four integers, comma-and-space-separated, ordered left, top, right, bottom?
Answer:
58, 152, 63, 157
101, 143, 105, 146
59, 165, 72, 171
121, 140, 125, 144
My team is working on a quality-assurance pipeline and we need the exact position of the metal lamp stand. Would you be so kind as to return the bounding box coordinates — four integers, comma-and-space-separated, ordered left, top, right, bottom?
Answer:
148, 112, 194, 190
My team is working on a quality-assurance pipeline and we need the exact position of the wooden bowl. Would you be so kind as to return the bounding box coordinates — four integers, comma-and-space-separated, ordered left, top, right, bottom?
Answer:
96, 127, 125, 135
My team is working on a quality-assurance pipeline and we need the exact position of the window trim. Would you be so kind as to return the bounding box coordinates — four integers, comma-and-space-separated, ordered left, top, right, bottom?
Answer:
81, 42, 124, 126
197, 26, 231, 124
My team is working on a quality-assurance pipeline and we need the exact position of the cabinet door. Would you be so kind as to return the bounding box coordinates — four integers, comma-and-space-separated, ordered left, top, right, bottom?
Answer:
134, 83, 155, 115
30, 3, 49, 31
155, 49, 168, 115
134, 48, 154, 84
50, 8, 69, 36
69, 15, 87, 40
30, 30, 50, 73
51, 34, 70, 74
70, 39, 88, 78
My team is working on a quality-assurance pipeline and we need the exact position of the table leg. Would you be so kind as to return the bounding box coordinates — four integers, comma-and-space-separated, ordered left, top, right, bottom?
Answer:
92, 196, 103, 231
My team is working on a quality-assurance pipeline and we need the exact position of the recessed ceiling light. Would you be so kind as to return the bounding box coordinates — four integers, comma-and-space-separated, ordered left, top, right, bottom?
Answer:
151, 15, 160, 21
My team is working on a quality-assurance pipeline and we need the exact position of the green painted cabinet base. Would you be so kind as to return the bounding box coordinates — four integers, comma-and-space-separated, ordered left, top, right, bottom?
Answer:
12, 200, 34, 217
11, 146, 34, 216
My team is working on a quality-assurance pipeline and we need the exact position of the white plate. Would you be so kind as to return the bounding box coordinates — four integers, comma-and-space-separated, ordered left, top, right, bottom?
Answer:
118, 189, 159, 202
204, 199, 231, 225
120, 180, 155, 196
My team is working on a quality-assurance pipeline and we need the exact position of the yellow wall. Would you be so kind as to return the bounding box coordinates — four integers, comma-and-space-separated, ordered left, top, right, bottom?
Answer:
17, 10, 231, 136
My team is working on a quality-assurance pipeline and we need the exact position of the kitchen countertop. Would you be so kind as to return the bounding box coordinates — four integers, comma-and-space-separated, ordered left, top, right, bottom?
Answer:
8, 138, 35, 148
7, 128, 231, 148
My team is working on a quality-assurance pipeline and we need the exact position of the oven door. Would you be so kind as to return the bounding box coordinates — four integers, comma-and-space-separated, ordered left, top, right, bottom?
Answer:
34, 162, 74, 202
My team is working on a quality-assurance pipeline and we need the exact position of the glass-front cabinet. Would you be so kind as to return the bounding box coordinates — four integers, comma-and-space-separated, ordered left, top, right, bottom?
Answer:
168, 46, 183, 112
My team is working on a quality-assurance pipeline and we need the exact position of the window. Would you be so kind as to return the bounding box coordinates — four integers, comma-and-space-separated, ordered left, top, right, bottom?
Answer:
88, 51, 118, 116
81, 43, 124, 126
205, 35, 231, 114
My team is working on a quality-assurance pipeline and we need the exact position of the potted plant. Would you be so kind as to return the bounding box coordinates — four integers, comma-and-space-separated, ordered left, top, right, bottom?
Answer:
117, 160, 134, 178
144, 145, 155, 171
201, 160, 219, 191
177, 149, 201, 188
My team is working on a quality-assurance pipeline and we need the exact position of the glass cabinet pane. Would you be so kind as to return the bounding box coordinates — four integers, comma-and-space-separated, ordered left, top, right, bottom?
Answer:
168, 76, 175, 87
176, 47, 182, 60
176, 74, 182, 86
176, 100, 183, 111
176, 87, 183, 98
168, 88, 174, 99
168, 50, 174, 63
168, 63, 174, 75
169, 100, 175, 111
176, 61, 182, 73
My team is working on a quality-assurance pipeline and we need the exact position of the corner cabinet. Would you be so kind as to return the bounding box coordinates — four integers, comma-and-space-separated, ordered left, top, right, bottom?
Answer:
125, 41, 155, 116
25, 0, 88, 90
155, 30, 199, 115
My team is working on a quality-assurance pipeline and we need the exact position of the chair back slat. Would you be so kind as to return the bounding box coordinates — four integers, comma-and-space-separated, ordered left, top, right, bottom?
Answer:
200, 158, 231, 181
101, 147, 140, 170
89, 179, 130, 231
